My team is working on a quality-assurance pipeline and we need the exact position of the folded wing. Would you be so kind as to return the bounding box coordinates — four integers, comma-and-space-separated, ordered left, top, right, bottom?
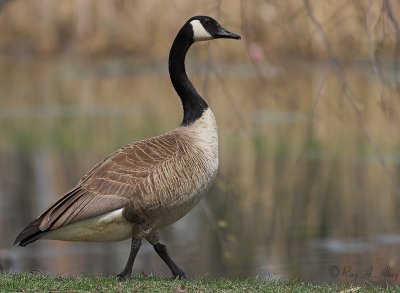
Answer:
15, 133, 181, 246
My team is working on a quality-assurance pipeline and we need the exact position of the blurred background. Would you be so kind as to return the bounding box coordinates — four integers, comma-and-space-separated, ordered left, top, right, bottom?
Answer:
1, 0, 400, 285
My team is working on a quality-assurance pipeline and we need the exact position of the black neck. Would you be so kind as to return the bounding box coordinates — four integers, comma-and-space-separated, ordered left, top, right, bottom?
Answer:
169, 25, 208, 126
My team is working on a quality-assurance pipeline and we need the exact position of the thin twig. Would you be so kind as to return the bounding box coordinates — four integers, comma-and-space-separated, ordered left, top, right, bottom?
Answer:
310, 70, 327, 123
365, 1, 389, 115
384, 0, 400, 99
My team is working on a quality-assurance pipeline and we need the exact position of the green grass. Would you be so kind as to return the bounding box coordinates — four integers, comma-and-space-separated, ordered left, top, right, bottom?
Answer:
0, 272, 399, 293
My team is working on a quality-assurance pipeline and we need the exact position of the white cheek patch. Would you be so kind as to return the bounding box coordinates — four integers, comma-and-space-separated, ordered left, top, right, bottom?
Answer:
190, 19, 212, 41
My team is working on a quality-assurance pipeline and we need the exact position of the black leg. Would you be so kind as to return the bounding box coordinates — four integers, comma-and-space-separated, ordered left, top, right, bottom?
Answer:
117, 238, 142, 280
153, 242, 188, 279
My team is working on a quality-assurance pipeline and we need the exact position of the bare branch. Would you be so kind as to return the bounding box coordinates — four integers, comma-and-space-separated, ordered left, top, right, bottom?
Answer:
384, 0, 400, 99
365, 1, 388, 109
304, 0, 400, 198
310, 71, 327, 123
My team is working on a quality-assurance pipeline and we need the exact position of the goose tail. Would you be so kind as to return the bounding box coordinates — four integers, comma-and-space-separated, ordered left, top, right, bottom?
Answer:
14, 217, 47, 247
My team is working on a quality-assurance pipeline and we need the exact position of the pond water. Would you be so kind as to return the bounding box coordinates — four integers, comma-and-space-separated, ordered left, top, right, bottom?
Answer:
0, 54, 400, 285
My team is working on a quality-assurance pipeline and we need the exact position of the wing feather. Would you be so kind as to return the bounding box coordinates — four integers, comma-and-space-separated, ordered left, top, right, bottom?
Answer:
39, 133, 181, 231
15, 132, 183, 246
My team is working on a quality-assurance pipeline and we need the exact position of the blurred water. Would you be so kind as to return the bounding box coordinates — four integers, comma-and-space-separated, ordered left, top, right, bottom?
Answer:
1, 55, 400, 285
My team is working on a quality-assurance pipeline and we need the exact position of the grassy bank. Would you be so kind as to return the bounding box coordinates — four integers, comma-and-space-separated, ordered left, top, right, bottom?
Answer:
0, 272, 398, 293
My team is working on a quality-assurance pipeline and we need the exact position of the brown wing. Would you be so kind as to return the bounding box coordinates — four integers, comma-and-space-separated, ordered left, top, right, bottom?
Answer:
38, 132, 181, 231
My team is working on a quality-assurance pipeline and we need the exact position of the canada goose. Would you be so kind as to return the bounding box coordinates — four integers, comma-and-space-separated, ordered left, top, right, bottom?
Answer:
14, 16, 240, 280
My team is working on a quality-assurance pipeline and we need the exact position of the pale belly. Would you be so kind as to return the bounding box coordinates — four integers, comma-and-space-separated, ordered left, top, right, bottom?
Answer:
43, 209, 133, 242
43, 189, 213, 242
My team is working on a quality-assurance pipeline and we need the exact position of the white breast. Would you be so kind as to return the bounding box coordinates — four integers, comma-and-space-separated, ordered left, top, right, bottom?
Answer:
43, 208, 133, 242
181, 108, 219, 174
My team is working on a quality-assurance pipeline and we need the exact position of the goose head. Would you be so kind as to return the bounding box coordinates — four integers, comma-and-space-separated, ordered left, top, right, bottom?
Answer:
188, 16, 241, 42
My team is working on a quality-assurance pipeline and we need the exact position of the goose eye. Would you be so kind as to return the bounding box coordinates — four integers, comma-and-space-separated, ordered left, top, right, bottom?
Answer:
204, 19, 211, 25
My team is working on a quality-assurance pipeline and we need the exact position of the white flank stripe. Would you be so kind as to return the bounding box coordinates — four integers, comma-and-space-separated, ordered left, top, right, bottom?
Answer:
43, 208, 133, 242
